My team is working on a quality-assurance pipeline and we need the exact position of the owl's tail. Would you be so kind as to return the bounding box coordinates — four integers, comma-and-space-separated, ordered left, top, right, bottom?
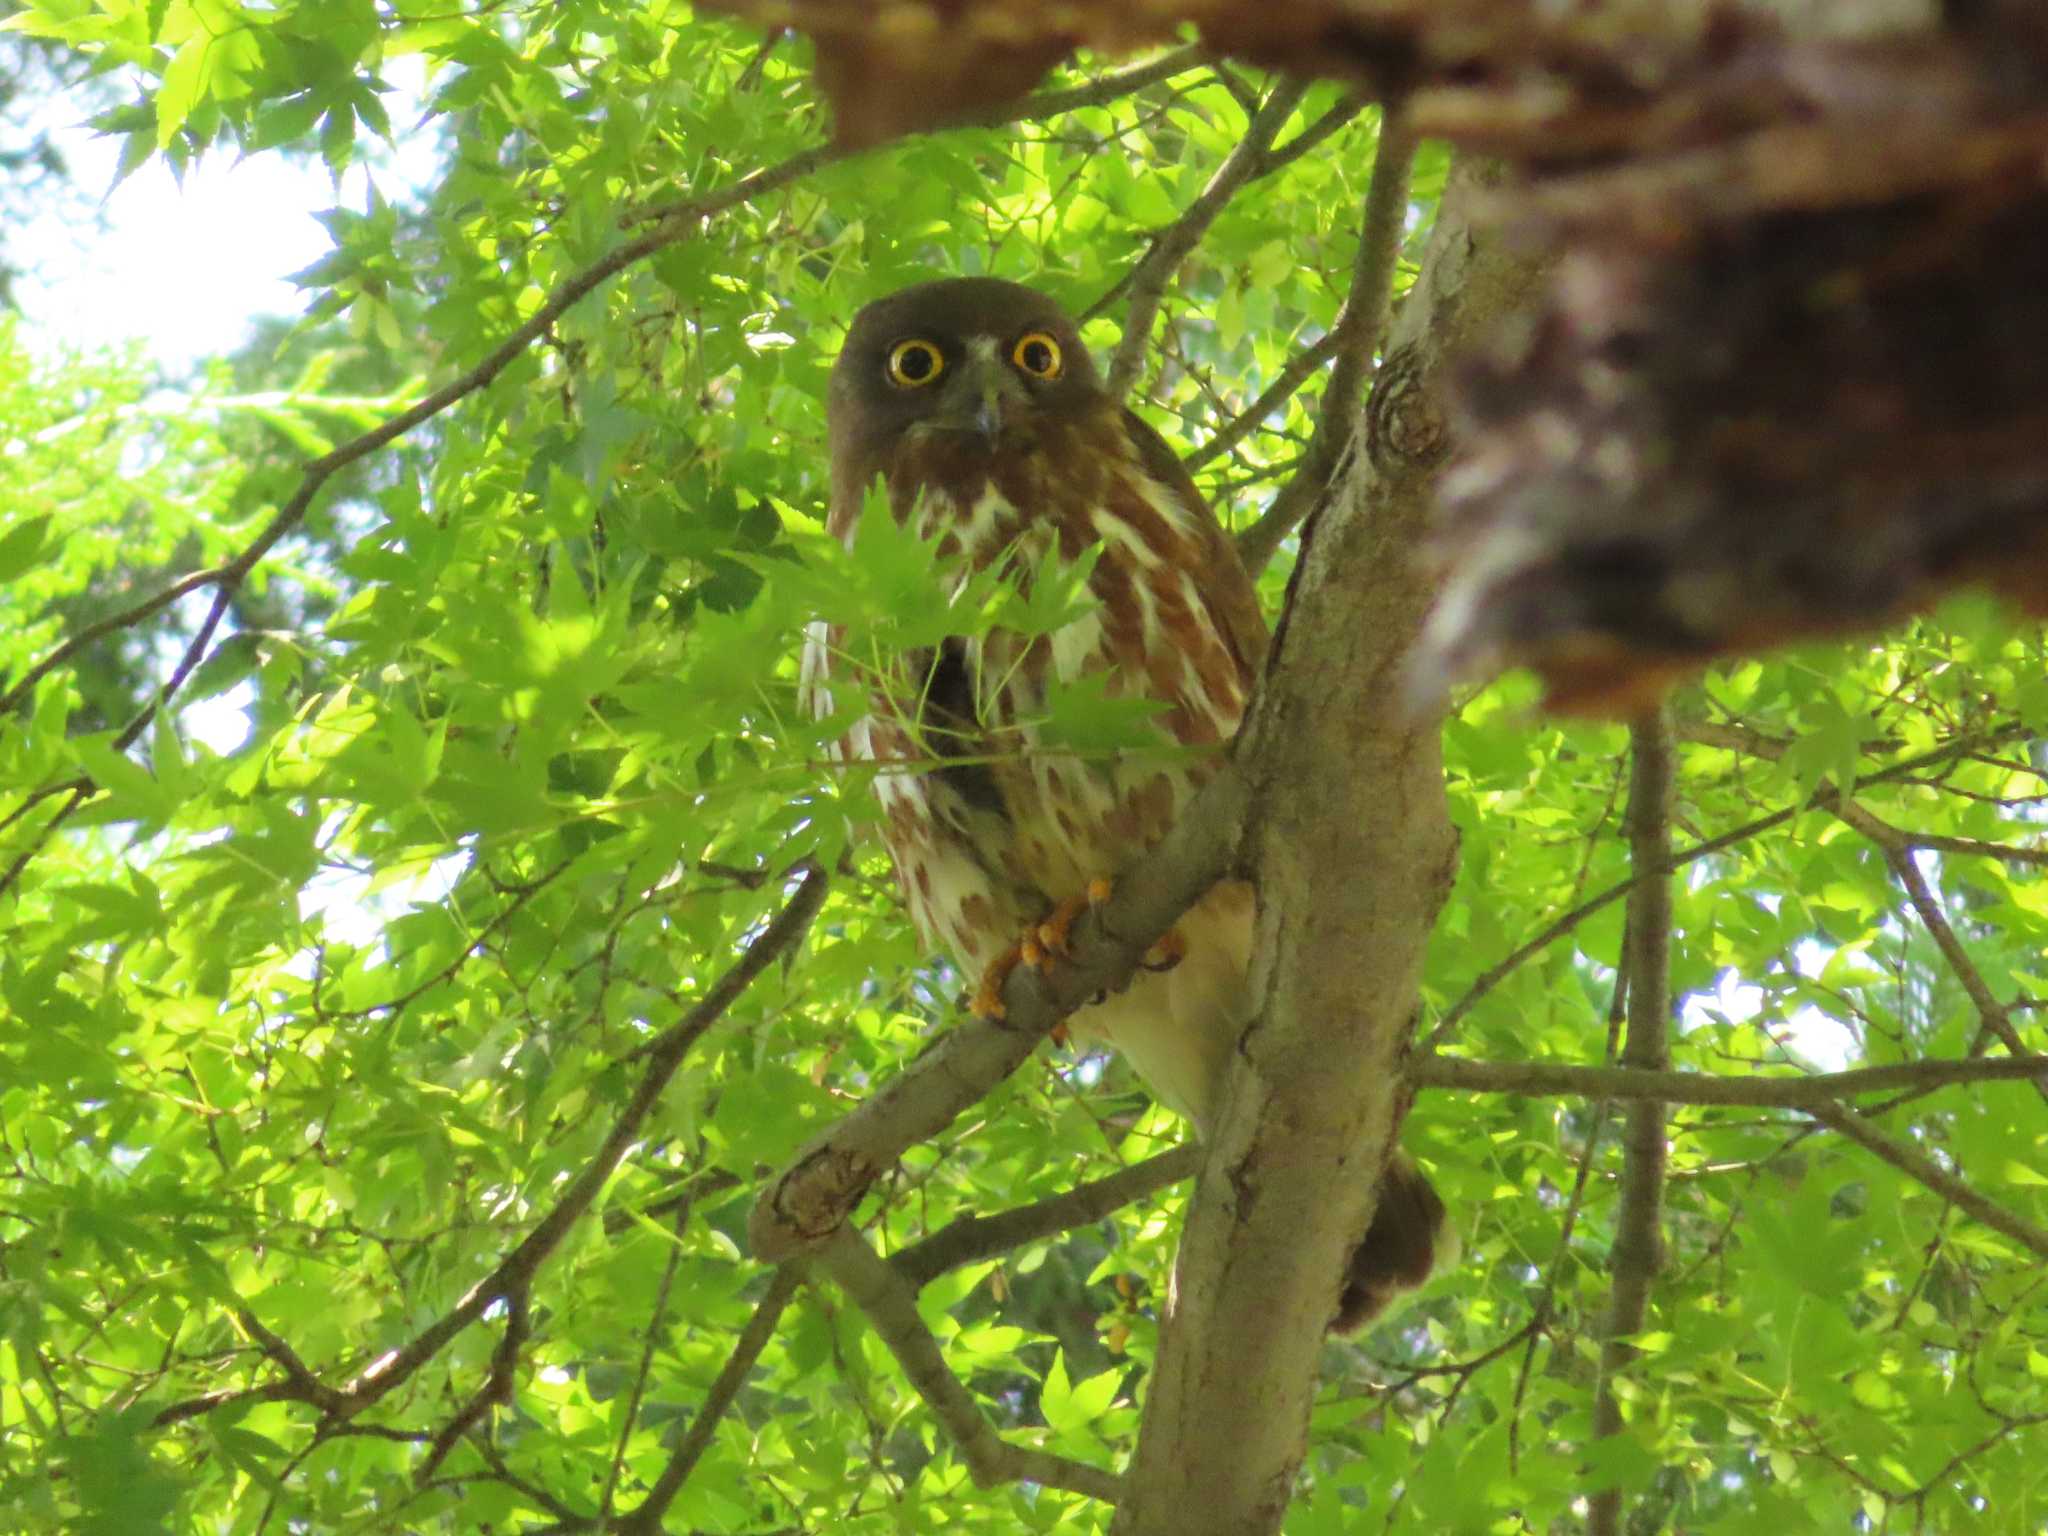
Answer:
1334, 1153, 1457, 1333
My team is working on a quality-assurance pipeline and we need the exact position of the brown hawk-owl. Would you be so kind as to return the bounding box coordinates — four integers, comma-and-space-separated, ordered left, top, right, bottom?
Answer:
803, 276, 1450, 1327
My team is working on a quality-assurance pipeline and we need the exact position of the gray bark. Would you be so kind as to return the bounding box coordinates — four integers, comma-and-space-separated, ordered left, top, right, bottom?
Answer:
1110, 156, 1549, 1535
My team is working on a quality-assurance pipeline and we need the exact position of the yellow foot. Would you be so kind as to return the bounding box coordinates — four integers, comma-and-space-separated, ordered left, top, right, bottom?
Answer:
970, 945, 1026, 1021
973, 879, 1114, 1032
1140, 927, 1186, 973
1034, 877, 1113, 960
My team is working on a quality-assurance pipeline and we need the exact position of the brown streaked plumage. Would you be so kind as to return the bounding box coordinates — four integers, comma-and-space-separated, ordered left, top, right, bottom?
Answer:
803, 276, 1451, 1328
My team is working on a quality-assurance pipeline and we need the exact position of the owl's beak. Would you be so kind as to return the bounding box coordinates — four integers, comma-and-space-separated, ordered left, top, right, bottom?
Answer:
938, 353, 1022, 449
972, 390, 1003, 446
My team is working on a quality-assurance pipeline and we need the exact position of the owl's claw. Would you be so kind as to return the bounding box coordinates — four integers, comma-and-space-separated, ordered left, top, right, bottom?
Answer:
1035, 879, 1111, 1048
970, 878, 1114, 1031
970, 946, 1025, 1021
1035, 877, 1114, 959
1140, 928, 1186, 973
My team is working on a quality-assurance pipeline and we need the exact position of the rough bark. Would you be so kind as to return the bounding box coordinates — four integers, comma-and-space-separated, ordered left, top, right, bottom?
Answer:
1108, 156, 1549, 1536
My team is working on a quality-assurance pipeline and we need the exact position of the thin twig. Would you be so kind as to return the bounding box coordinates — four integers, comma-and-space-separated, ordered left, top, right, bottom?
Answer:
1506, 985, 1618, 1474
1897, 831, 2048, 868
1833, 798, 2046, 1102
418, 1290, 530, 1481
0, 564, 226, 715
1424, 723, 2036, 1054
337, 853, 577, 1020
1104, 78, 1314, 396
617, 1266, 805, 1535
1239, 106, 1418, 577
603, 1201, 693, 1520
1412, 1054, 2048, 1106
1808, 1103, 2048, 1261
814, 1226, 1122, 1503
1183, 330, 1343, 472
150, 864, 828, 1431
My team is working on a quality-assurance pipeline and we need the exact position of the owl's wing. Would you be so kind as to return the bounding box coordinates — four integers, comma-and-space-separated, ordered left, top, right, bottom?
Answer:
1119, 405, 1271, 685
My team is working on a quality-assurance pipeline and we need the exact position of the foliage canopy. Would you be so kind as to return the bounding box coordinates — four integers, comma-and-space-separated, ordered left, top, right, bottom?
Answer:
1, 4, 2044, 1534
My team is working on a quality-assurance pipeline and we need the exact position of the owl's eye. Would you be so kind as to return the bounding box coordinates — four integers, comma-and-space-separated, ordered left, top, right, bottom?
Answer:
1012, 332, 1062, 379
886, 339, 944, 388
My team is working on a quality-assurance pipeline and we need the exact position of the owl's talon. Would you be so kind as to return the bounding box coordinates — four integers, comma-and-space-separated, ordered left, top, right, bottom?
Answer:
970, 946, 1026, 1020
1036, 876, 1114, 957
1141, 928, 1186, 973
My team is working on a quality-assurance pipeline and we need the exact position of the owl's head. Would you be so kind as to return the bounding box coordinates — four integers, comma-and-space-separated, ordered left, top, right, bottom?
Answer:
828, 277, 1104, 507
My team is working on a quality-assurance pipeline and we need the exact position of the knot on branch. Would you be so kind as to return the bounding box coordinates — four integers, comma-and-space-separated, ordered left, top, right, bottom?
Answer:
750, 1145, 878, 1261
1364, 343, 1448, 471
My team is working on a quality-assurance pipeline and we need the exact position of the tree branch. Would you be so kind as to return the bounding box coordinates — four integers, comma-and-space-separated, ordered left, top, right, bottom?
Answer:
813, 1225, 1123, 1503
1110, 153, 1548, 1536
1104, 79, 1313, 396
1424, 722, 2039, 1055
1183, 329, 1342, 473
602, 1201, 694, 1519
418, 1290, 530, 1481
616, 1266, 804, 1535
1833, 797, 2047, 1101
229, 1306, 351, 1418
1589, 706, 1675, 1536
1508, 975, 1619, 1475
154, 863, 827, 1432
749, 770, 1247, 1263
1411, 1054, 2048, 1106
1237, 107, 1418, 578
891, 1144, 1204, 1291
1896, 831, 2048, 869
1807, 1103, 2048, 1262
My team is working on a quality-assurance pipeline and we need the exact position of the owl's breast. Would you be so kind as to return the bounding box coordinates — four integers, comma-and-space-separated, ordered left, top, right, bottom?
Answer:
910, 459, 1249, 904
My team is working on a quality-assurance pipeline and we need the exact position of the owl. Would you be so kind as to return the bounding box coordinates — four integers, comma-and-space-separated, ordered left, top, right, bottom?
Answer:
803, 276, 1449, 1327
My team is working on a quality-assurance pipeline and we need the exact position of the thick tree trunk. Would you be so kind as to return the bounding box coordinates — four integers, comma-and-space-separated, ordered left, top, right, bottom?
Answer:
1110, 156, 1548, 1536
